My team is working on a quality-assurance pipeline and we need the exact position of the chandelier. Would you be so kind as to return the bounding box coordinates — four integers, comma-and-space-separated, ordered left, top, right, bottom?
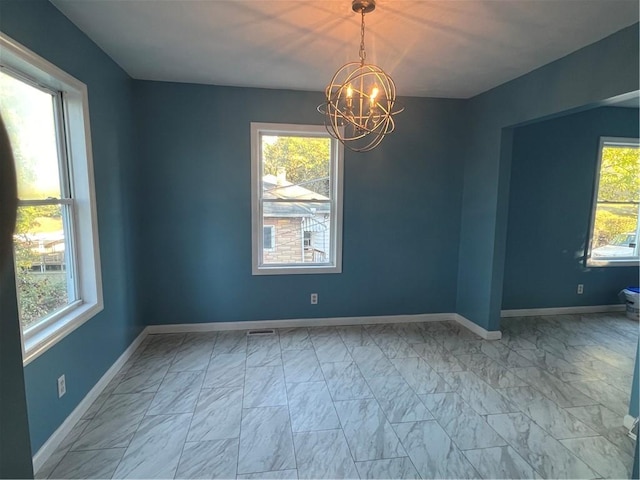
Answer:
318, 0, 403, 153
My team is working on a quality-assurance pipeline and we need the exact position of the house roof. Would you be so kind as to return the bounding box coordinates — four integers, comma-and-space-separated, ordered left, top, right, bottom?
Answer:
262, 174, 330, 218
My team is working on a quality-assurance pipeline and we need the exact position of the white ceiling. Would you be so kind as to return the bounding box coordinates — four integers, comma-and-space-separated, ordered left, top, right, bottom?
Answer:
51, 0, 639, 98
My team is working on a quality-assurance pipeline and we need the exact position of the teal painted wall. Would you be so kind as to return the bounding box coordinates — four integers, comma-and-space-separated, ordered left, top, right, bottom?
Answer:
0, 0, 143, 453
503, 107, 639, 309
457, 23, 640, 330
132, 81, 467, 325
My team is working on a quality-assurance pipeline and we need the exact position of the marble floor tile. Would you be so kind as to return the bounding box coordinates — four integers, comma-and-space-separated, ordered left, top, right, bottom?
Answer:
438, 336, 484, 355
50, 448, 125, 479
565, 404, 637, 457
287, 382, 340, 432
187, 387, 243, 441
560, 435, 632, 479
35, 419, 91, 478
497, 330, 538, 350
243, 365, 287, 408
293, 429, 359, 479
278, 327, 312, 351
81, 373, 125, 420
456, 353, 527, 388
320, 361, 373, 400
214, 330, 247, 355
574, 344, 636, 372
282, 349, 323, 384
113, 413, 191, 479
371, 334, 418, 359
311, 335, 352, 363
393, 322, 433, 344
237, 406, 296, 474
479, 342, 533, 368
355, 457, 420, 479
247, 334, 282, 367
334, 398, 406, 461
393, 420, 479, 479
497, 386, 597, 439
569, 379, 631, 415
486, 413, 596, 479
350, 345, 398, 378
515, 348, 597, 382
71, 393, 154, 451
203, 352, 246, 389
390, 357, 452, 394
412, 343, 466, 372
308, 326, 337, 339
175, 439, 239, 479
367, 376, 433, 423
462, 446, 539, 479
237, 469, 298, 479
169, 334, 215, 372
113, 354, 173, 394
420, 392, 507, 450
441, 371, 517, 415
511, 367, 598, 408
147, 371, 204, 415
140, 334, 185, 356
336, 325, 376, 350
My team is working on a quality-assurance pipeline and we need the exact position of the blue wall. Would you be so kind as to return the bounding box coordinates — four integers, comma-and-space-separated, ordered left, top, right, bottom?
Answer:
132, 82, 467, 324
503, 107, 639, 309
0, 0, 143, 453
457, 23, 640, 330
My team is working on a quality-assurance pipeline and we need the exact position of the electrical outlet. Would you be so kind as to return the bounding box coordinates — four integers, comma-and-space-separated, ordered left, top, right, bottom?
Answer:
577, 284, 584, 295
310, 293, 318, 305
57, 374, 66, 398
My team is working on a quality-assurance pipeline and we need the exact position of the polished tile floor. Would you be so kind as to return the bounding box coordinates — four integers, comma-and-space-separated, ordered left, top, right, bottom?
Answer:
37, 313, 638, 479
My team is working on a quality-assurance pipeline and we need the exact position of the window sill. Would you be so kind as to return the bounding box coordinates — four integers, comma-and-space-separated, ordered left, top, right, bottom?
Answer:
253, 264, 342, 275
22, 300, 103, 366
586, 259, 640, 268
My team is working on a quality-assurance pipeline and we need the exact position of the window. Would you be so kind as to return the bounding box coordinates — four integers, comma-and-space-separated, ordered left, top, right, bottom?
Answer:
263, 225, 275, 250
587, 137, 640, 266
251, 123, 343, 275
0, 33, 102, 364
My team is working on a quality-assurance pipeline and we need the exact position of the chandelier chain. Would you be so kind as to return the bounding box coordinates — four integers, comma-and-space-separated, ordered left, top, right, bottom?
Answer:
359, 9, 366, 65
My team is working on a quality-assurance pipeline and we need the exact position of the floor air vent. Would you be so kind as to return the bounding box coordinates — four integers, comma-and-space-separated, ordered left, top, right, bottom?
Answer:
247, 329, 276, 336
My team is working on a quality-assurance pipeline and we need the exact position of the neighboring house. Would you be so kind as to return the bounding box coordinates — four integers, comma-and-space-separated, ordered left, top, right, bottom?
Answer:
262, 173, 330, 264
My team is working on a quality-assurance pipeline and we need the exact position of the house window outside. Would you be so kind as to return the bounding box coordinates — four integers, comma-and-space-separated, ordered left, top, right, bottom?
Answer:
251, 123, 343, 275
0, 33, 102, 364
587, 137, 640, 266
263, 225, 275, 250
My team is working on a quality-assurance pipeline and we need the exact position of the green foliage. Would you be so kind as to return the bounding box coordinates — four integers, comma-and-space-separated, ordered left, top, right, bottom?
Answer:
263, 136, 331, 196
598, 146, 640, 203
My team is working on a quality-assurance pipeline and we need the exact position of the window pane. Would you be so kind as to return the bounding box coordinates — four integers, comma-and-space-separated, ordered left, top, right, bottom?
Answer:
262, 135, 331, 199
14, 204, 74, 330
591, 143, 640, 260
263, 202, 331, 264
0, 71, 62, 200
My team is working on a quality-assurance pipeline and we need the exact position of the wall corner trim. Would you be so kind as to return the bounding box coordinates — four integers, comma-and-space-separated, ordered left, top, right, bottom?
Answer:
32, 328, 148, 474
500, 304, 625, 317
453, 314, 502, 340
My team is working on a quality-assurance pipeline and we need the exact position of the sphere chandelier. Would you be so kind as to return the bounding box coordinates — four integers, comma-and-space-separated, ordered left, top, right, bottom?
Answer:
318, 0, 403, 153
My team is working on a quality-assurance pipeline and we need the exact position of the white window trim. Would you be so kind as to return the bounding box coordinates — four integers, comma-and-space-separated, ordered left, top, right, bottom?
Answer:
0, 32, 103, 365
586, 136, 640, 267
251, 122, 343, 275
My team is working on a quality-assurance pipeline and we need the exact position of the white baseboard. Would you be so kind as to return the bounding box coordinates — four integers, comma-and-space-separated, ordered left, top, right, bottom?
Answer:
501, 304, 625, 318
145, 313, 456, 334
453, 314, 502, 340
32, 328, 148, 474
146, 312, 503, 340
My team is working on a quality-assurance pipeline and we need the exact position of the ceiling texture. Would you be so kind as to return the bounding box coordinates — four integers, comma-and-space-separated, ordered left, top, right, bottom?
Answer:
51, 0, 639, 98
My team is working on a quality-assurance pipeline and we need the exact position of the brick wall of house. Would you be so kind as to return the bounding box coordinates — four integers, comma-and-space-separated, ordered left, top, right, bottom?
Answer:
264, 217, 303, 263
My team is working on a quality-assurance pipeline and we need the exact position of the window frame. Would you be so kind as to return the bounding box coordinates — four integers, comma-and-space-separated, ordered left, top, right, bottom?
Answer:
586, 136, 640, 267
1, 32, 103, 365
250, 122, 343, 275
